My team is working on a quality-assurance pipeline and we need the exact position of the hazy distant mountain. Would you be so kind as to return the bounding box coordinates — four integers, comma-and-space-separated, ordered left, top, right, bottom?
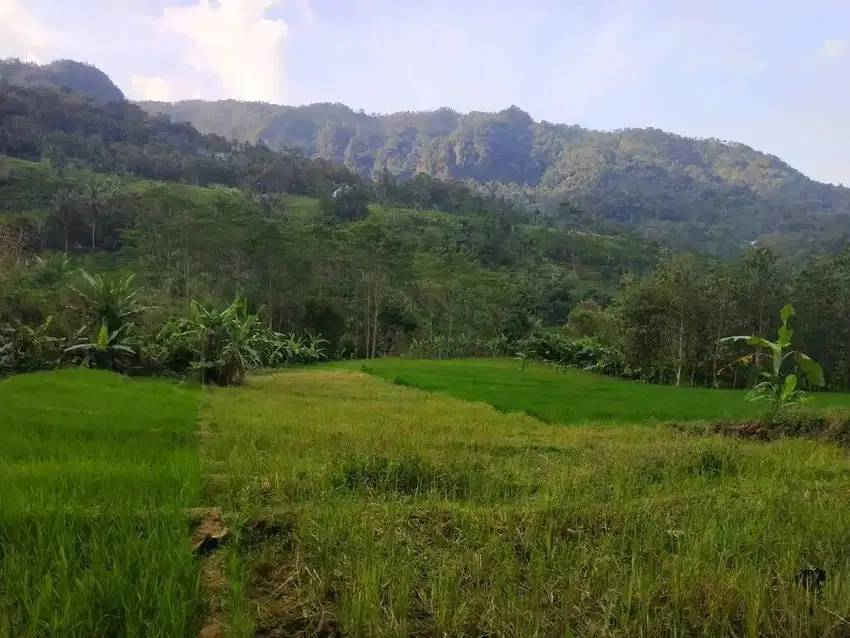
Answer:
0, 59, 125, 102
136, 99, 850, 253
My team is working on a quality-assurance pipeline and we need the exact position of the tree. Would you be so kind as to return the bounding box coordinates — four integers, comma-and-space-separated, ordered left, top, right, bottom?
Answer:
73, 173, 121, 250
183, 298, 262, 386
320, 184, 371, 223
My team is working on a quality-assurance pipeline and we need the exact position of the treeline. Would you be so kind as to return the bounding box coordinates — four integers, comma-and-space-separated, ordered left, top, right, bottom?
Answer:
544, 246, 850, 391
0, 81, 358, 196
5, 154, 850, 391
140, 99, 850, 256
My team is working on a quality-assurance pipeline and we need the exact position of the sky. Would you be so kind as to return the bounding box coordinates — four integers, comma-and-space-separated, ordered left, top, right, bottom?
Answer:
1, 0, 849, 185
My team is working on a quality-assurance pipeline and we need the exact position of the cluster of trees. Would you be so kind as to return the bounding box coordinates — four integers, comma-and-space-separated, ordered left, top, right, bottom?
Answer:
0, 82, 365, 198
0, 156, 654, 363
3, 72, 849, 397
543, 246, 850, 391
0, 265, 327, 384
7, 58, 850, 257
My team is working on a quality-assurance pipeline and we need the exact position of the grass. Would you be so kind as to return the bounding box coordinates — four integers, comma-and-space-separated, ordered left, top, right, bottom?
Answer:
7, 360, 850, 635
345, 357, 850, 425
0, 369, 204, 637
202, 369, 850, 636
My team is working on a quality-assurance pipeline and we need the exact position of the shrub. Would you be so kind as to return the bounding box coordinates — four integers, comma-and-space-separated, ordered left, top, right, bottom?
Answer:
0, 317, 66, 375
515, 332, 627, 377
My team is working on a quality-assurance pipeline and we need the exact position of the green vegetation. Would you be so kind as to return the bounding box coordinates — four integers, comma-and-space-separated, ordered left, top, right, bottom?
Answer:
5, 360, 850, 635
6, 56, 850, 637
0, 262, 326, 382
0, 369, 203, 636
1, 154, 652, 368
138, 99, 850, 255
350, 358, 850, 425
200, 370, 850, 636
0, 58, 124, 102
723, 304, 825, 413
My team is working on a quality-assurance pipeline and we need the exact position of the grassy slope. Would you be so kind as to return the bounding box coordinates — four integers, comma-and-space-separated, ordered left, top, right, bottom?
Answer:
0, 369, 203, 637
349, 358, 850, 424
204, 369, 850, 636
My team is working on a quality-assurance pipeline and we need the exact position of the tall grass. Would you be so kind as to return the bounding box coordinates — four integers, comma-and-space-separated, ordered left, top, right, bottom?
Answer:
347, 358, 850, 424
0, 369, 204, 637
203, 370, 850, 636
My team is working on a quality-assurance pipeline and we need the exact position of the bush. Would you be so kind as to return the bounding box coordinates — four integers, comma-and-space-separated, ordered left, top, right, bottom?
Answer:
515, 332, 629, 377
0, 317, 66, 375
407, 333, 511, 359
768, 408, 850, 446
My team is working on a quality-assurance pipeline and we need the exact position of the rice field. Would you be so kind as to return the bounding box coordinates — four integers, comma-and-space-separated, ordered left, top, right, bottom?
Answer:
4, 363, 850, 636
0, 370, 204, 637
348, 358, 850, 424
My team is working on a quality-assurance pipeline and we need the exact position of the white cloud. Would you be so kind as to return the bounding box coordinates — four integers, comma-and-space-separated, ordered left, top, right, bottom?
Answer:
159, 0, 287, 102
818, 39, 846, 59
0, 0, 52, 63
129, 75, 174, 101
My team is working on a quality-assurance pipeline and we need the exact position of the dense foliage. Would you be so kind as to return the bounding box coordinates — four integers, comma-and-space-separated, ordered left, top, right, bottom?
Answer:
0, 155, 653, 362
0, 58, 125, 102
0, 82, 363, 198
140, 100, 850, 255
515, 247, 850, 391
3, 73, 850, 397
0, 265, 326, 383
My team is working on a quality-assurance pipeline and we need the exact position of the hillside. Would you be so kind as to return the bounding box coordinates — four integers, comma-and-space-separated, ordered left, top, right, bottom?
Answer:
1, 154, 659, 355
0, 82, 361, 197
139, 100, 850, 254
0, 58, 125, 102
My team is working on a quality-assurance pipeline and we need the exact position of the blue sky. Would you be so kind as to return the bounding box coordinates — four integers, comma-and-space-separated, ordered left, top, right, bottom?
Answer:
1, 0, 849, 185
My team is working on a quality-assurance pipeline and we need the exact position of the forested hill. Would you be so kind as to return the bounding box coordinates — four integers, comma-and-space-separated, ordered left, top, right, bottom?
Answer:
0, 79, 662, 348
0, 59, 124, 102
139, 100, 850, 255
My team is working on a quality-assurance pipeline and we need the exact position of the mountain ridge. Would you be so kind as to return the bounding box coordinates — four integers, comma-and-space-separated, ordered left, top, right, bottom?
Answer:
138, 98, 850, 253
2, 58, 848, 255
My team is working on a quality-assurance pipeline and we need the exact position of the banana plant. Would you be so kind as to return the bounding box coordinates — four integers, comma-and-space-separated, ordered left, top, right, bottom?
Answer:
0, 317, 64, 374
303, 333, 328, 363
71, 269, 149, 334
721, 303, 824, 413
183, 298, 262, 386
65, 322, 136, 372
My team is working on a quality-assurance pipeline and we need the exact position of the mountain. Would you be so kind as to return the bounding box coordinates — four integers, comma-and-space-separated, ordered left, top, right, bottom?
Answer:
0, 82, 364, 198
139, 100, 850, 254
0, 59, 125, 102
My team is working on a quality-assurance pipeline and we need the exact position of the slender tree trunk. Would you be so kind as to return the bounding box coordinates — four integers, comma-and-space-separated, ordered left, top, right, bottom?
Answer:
268, 258, 273, 330
364, 290, 370, 359
371, 287, 380, 359
675, 314, 684, 387
91, 202, 99, 250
